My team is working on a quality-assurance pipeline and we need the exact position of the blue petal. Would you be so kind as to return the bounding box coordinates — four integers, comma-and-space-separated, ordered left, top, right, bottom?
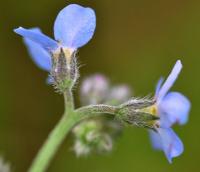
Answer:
149, 128, 184, 163
14, 27, 58, 51
158, 92, 191, 127
23, 28, 52, 71
157, 128, 184, 163
155, 77, 164, 98
149, 130, 162, 150
54, 4, 96, 49
157, 60, 182, 103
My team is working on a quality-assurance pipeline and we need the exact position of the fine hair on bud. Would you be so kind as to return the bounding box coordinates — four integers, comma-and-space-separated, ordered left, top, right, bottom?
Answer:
116, 97, 159, 130
50, 48, 79, 92
120, 96, 156, 109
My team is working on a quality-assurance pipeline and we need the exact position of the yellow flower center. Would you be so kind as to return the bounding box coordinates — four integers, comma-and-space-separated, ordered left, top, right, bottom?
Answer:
142, 104, 158, 117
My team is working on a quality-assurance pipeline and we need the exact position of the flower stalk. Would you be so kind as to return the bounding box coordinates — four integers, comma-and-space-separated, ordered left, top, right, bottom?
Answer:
28, 92, 119, 172
76, 104, 118, 116
28, 114, 77, 172
28, 89, 77, 172
29, 90, 155, 172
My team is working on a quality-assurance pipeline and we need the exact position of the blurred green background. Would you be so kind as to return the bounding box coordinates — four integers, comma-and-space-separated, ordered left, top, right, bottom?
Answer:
0, 0, 199, 171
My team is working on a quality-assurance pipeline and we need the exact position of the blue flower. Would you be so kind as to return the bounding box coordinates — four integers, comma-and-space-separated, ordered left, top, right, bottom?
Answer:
149, 60, 191, 163
149, 127, 184, 163
156, 60, 191, 127
14, 4, 96, 73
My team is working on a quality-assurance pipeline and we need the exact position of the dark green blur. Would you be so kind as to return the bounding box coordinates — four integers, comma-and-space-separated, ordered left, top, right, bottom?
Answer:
0, 0, 199, 171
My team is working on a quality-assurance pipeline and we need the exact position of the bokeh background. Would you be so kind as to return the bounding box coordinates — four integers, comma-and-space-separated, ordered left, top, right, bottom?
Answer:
0, 0, 199, 171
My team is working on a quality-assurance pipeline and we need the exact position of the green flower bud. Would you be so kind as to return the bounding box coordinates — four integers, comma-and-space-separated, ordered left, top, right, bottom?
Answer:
72, 119, 113, 156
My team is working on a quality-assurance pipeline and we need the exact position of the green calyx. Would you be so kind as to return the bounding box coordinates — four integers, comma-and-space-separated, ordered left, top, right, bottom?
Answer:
116, 102, 159, 130
50, 48, 79, 93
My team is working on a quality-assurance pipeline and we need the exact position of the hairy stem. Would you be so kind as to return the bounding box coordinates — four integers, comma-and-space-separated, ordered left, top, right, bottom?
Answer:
28, 94, 118, 172
76, 104, 118, 118
64, 89, 74, 110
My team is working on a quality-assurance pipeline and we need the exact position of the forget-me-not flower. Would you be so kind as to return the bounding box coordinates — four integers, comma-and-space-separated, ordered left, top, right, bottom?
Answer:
148, 60, 191, 163
14, 4, 96, 74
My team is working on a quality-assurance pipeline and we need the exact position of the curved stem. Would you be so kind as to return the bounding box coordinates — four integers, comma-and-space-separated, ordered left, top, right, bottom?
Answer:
28, 94, 118, 172
28, 89, 75, 172
28, 112, 79, 172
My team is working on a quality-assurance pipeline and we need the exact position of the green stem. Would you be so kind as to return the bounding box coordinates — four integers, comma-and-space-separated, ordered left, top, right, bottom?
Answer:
28, 112, 79, 172
64, 89, 74, 110
76, 104, 118, 117
28, 89, 76, 172
28, 92, 118, 172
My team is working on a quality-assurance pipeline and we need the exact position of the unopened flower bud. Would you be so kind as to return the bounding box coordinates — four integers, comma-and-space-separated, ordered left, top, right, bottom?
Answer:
51, 48, 78, 92
107, 85, 132, 104
81, 74, 109, 104
0, 157, 10, 172
72, 119, 113, 156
